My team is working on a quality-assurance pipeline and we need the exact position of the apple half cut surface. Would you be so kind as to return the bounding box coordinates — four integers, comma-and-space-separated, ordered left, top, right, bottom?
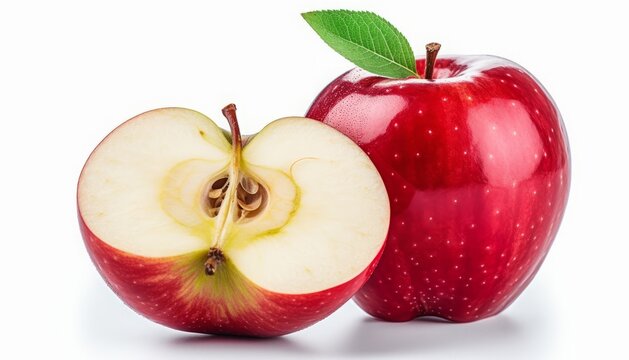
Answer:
78, 105, 390, 337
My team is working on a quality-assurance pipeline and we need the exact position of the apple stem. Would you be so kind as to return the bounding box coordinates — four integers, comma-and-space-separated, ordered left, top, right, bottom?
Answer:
424, 42, 441, 80
222, 103, 242, 166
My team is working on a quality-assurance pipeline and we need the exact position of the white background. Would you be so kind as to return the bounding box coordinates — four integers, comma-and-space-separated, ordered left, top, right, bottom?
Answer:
1, 0, 626, 359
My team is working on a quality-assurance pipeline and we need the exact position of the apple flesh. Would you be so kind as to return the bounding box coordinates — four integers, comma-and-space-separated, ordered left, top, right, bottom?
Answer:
307, 56, 570, 322
78, 106, 389, 336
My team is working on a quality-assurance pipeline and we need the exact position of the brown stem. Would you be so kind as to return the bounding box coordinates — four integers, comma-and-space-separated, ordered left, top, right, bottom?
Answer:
424, 42, 441, 80
222, 103, 242, 161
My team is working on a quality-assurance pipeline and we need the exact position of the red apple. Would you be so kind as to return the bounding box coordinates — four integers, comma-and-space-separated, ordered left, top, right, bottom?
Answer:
78, 105, 390, 336
306, 54, 570, 322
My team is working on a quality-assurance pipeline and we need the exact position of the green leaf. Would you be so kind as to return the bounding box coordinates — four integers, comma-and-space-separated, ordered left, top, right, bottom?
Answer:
302, 10, 418, 79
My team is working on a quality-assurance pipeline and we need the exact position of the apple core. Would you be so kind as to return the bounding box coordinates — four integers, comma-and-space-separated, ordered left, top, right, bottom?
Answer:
201, 104, 273, 276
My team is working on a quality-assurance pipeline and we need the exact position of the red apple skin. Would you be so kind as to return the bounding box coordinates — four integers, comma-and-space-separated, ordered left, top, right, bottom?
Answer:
79, 214, 383, 336
306, 56, 570, 322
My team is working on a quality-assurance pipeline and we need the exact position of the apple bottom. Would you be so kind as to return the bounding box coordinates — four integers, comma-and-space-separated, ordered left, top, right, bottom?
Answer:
353, 172, 568, 322
80, 216, 378, 337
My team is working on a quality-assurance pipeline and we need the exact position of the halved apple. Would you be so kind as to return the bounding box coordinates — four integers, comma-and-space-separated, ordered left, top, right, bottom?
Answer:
78, 105, 389, 336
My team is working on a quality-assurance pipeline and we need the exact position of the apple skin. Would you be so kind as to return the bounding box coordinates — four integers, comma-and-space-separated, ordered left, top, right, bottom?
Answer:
306, 56, 570, 322
79, 214, 383, 336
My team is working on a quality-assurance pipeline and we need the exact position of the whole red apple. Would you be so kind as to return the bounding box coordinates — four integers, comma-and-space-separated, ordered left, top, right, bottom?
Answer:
307, 53, 570, 322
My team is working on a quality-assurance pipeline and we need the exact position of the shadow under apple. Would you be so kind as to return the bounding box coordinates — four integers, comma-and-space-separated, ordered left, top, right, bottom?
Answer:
167, 333, 310, 353
80, 271, 554, 358
338, 315, 520, 355
335, 283, 554, 357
